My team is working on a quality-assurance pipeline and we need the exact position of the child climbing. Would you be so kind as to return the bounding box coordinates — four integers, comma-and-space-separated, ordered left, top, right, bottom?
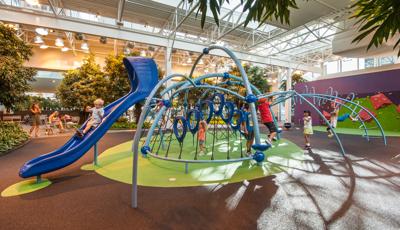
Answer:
327, 101, 339, 138
76, 98, 105, 138
198, 120, 207, 154
303, 110, 313, 150
257, 97, 277, 143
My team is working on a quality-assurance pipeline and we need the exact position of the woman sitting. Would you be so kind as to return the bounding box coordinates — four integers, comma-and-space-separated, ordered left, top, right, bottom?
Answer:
48, 111, 64, 134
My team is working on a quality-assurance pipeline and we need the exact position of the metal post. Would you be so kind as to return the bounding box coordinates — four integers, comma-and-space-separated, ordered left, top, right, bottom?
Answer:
94, 143, 98, 166
185, 163, 189, 174
36, 175, 42, 183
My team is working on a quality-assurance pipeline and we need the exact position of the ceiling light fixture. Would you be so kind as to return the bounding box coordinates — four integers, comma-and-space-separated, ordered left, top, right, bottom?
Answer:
81, 42, 89, 50
199, 59, 204, 65
187, 57, 192, 64
61, 47, 69, 52
55, 38, 64, 47
39, 44, 48, 49
34, 35, 43, 44
35, 28, 48, 36
140, 50, 146, 57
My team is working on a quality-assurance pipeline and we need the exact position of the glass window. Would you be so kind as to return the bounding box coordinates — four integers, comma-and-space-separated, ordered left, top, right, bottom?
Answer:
358, 58, 365, 70
364, 58, 374, 68
324, 61, 338, 74
341, 58, 358, 72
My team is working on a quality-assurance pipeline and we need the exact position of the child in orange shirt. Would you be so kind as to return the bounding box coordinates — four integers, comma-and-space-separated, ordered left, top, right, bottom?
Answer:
198, 120, 207, 153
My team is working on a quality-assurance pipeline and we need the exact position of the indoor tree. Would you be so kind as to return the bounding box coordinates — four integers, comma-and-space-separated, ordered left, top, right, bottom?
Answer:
279, 71, 307, 90
0, 23, 37, 111
57, 54, 108, 109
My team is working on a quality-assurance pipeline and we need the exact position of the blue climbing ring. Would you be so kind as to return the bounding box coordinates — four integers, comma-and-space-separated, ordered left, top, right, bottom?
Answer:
212, 93, 225, 116
220, 101, 234, 123
230, 109, 243, 131
173, 116, 187, 143
203, 48, 209, 54
198, 100, 214, 124
186, 109, 201, 134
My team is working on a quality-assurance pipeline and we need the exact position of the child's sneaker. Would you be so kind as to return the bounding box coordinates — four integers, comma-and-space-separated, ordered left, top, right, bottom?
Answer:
76, 129, 83, 138
328, 134, 333, 138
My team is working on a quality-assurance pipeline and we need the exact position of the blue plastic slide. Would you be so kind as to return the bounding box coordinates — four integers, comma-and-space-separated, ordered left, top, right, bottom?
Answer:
19, 57, 158, 178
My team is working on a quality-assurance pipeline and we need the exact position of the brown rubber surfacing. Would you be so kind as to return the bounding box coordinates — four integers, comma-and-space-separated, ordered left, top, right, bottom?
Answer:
0, 130, 399, 229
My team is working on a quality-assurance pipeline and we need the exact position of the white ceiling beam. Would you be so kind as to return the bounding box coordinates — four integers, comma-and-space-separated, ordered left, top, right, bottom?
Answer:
0, 6, 320, 72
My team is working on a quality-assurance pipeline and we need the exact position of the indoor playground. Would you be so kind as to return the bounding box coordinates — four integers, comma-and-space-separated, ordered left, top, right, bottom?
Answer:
1, 1, 400, 229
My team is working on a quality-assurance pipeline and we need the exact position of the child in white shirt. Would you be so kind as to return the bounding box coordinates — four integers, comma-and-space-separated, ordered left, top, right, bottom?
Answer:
76, 98, 104, 137
303, 110, 313, 150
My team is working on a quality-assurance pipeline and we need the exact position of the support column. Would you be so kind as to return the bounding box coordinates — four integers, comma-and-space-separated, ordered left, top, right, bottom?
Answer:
164, 41, 173, 89
285, 68, 292, 123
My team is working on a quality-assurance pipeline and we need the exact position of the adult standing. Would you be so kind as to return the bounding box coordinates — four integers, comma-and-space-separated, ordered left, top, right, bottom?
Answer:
29, 102, 41, 137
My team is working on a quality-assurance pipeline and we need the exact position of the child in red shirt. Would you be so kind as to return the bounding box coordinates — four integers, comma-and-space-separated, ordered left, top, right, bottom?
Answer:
257, 97, 277, 142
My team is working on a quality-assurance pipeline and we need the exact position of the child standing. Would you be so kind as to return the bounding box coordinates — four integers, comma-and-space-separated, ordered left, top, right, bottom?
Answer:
198, 120, 207, 154
303, 110, 313, 150
76, 98, 104, 137
241, 117, 254, 156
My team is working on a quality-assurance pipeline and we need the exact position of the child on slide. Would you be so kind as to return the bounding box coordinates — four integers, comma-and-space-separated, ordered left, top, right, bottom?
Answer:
303, 110, 313, 150
76, 98, 104, 138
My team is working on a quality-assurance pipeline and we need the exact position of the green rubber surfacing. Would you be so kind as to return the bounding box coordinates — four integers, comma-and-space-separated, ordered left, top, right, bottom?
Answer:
94, 132, 306, 187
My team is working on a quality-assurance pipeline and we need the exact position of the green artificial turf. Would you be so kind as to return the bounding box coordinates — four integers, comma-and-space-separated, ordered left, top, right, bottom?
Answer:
94, 132, 306, 187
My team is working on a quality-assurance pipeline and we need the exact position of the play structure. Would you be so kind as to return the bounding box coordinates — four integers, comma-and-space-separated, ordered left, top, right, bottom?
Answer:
14, 45, 387, 208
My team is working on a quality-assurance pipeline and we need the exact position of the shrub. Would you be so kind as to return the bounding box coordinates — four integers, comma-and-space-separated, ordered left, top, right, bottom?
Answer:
0, 122, 29, 154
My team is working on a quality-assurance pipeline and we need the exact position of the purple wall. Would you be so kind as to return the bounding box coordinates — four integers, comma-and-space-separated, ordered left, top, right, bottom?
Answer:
293, 68, 400, 125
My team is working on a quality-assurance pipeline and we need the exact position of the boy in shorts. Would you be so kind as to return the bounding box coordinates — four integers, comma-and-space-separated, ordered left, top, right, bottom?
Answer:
257, 97, 277, 143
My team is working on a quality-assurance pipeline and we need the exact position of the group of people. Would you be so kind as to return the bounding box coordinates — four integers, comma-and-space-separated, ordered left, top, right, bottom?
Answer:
28, 103, 69, 137
196, 96, 344, 155
26, 98, 105, 139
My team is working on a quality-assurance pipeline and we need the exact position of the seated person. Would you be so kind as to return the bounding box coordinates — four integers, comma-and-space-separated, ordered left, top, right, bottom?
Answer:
48, 111, 64, 133
76, 98, 104, 137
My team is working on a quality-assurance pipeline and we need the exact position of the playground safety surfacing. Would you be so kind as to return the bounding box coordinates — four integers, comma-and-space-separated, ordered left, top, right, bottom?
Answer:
91, 133, 306, 187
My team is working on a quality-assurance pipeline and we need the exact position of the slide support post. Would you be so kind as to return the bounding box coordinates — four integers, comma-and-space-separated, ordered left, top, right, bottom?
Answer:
94, 143, 98, 166
36, 175, 41, 184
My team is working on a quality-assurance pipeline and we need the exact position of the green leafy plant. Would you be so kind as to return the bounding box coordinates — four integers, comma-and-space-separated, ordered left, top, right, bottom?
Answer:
351, 0, 400, 56
190, 0, 298, 28
0, 122, 30, 154
14, 95, 62, 111
0, 24, 37, 110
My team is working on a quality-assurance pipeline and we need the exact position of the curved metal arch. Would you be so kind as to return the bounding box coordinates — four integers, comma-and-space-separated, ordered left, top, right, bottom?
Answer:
298, 94, 370, 141
302, 93, 386, 145
170, 84, 246, 101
